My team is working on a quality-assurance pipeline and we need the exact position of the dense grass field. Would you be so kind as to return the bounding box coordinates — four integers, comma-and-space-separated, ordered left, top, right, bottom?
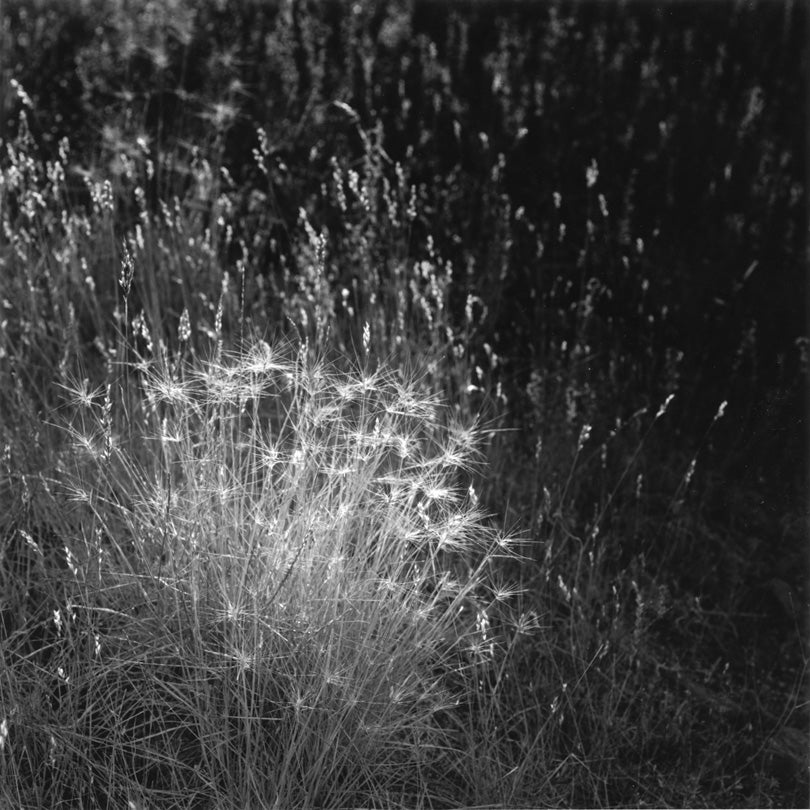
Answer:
0, 1, 807, 807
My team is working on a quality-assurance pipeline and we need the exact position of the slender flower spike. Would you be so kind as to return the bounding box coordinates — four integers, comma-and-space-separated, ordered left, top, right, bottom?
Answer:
119, 242, 135, 296
178, 307, 191, 344
586, 158, 599, 188
10, 78, 33, 108
683, 458, 697, 489
577, 424, 592, 452
655, 393, 675, 420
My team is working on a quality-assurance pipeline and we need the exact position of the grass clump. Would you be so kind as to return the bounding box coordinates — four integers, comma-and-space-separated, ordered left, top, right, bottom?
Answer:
1, 336, 526, 809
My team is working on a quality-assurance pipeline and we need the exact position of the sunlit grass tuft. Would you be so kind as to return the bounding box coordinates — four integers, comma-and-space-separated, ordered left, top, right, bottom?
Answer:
1, 336, 525, 808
